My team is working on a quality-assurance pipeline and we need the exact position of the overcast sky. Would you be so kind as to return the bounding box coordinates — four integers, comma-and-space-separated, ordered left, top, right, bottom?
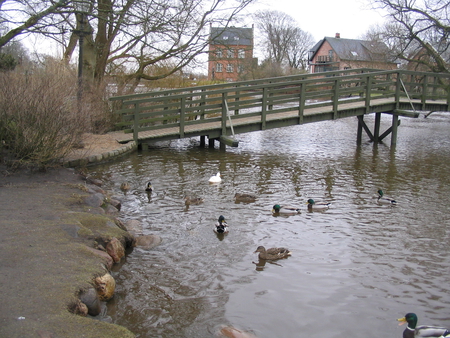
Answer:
245, 0, 389, 41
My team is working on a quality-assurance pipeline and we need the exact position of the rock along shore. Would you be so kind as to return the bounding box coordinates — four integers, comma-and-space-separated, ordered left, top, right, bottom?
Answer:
0, 134, 141, 338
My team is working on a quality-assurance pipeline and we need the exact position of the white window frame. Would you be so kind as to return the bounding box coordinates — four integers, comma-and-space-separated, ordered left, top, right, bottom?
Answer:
238, 49, 245, 58
216, 63, 223, 72
226, 63, 234, 72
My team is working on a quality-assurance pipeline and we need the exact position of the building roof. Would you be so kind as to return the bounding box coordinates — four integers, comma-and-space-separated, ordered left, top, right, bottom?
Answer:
309, 36, 395, 63
210, 26, 253, 46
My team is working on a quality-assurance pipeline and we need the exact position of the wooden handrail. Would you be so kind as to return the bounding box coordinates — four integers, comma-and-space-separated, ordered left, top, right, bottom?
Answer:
110, 69, 450, 142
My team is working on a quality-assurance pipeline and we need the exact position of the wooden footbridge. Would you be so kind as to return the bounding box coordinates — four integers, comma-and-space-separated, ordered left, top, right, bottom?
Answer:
110, 68, 450, 149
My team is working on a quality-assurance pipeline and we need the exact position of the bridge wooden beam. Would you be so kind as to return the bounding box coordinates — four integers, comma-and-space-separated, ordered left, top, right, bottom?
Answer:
219, 135, 239, 147
357, 115, 374, 142
379, 118, 401, 142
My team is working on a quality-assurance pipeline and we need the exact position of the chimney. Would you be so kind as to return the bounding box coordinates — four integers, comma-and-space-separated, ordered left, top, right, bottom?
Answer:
335, 33, 340, 38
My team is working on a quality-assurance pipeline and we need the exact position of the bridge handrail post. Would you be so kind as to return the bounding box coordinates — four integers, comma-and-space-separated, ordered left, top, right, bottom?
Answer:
133, 103, 139, 144
180, 97, 185, 138
421, 74, 428, 109
298, 82, 305, 124
234, 84, 240, 115
261, 87, 267, 129
221, 92, 228, 135
333, 78, 340, 119
200, 89, 206, 120
365, 74, 372, 113
394, 71, 402, 109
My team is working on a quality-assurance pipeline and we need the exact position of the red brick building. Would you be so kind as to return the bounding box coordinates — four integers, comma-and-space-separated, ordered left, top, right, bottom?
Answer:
308, 33, 398, 73
208, 26, 255, 82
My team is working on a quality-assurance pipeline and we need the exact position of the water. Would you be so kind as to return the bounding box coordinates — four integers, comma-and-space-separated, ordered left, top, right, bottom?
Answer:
90, 112, 450, 337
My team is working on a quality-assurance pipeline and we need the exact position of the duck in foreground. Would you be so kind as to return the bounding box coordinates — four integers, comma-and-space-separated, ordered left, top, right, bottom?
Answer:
397, 313, 450, 338
209, 172, 221, 183
120, 182, 131, 192
184, 195, 204, 205
377, 189, 396, 205
254, 246, 291, 260
214, 215, 229, 234
307, 199, 331, 210
145, 181, 153, 193
272, 204, 301, 215
234, 193, 257, 203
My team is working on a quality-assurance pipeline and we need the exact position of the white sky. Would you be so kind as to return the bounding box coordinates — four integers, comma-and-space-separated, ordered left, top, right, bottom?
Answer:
244, 0, 389, 41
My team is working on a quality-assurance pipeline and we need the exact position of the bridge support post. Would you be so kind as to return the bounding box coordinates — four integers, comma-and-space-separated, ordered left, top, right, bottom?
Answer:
208, 138, 215, 148
357, 115, 363, 145
200, 136, 206, 147
390, 114, 399, 147
373, 112, 381, 143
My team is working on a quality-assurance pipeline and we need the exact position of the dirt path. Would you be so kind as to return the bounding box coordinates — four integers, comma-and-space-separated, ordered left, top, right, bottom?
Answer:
0, 134, 136, 338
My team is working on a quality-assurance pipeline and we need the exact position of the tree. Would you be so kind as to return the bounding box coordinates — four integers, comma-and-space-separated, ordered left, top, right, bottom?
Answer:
370, 0, 450, 73
0, 0, 70, 48
253, 10, 314, 73
61, 0, 255, 92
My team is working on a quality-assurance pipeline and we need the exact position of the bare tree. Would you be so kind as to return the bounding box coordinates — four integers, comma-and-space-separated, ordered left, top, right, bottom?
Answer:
370, 0, 450, 73
0, 0, 70, 48
253, 10, 314, 72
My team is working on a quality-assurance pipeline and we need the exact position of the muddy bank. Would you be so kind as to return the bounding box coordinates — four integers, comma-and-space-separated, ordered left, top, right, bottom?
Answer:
0, 166, 136, 338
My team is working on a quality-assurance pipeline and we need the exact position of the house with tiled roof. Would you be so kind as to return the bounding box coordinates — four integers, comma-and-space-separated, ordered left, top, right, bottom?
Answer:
308, 33, 398, 73
208, 26, 256, 82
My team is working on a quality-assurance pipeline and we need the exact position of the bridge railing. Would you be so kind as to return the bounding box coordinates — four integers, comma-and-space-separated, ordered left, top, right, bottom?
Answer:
110, 69, 450, 142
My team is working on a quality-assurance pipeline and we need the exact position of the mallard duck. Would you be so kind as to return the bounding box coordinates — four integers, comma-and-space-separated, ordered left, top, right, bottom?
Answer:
184, 195, 204, 205
307, 199, 331, 210
120, 182, 130, 192
209, 172, 221, 183
234, 193, 257, 203
254, 246, 291, 260
145, 181, 153, 193
214, 215, 228, 234
272, 204, 301, 215
377, 189, 396, 205
397, 313, 450, 338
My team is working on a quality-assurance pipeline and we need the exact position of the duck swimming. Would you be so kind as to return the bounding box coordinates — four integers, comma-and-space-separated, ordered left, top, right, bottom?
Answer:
209, 172, 221, 183
254, 246, 291, 260
377, 189, 396, 205
184, 195, 204, 205
307, 199, 330, 210
234, 193, 257, 203
397, 313, 450, 338
214, 215, 229, 234
145, 181, 153, 192
272, 204, 301, 215
120, 182, 130, 192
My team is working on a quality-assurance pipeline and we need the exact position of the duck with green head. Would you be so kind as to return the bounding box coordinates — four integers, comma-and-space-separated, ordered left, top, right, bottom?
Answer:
214, 215, 229, 234
397, 313, 450, 338
377, 189, 396, 205
272, 204, 301, 215
306, 199, 330, 210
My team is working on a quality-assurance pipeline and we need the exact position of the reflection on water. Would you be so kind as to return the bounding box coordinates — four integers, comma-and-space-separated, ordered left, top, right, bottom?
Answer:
92, 113, 450, 337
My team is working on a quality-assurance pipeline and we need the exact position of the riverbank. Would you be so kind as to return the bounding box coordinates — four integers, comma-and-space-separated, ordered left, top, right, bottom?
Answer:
0, 133, 138, 338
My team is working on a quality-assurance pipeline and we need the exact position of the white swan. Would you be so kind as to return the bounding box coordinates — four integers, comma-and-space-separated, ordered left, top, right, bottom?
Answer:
208, 172, 221, 183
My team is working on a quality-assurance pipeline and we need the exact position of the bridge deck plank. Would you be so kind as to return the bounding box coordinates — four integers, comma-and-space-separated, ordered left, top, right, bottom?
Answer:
112, 97, 446, 144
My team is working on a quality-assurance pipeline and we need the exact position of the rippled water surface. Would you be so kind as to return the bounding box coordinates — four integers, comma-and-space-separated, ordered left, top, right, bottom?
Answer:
91, 113, 450, 338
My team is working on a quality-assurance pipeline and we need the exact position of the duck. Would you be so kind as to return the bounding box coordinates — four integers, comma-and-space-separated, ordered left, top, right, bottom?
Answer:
254, 246, 291, 260
272, 204, 301, 215
234, 193, 257, 203
214, 215, 229, 234
377, 189, 396, 205
184, 195, 204, 205
209, 172, 222, 183
307, 198, 331, 210
120, 182, 130, 192
145, 181, 153, 193
397, 313, 450, 338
